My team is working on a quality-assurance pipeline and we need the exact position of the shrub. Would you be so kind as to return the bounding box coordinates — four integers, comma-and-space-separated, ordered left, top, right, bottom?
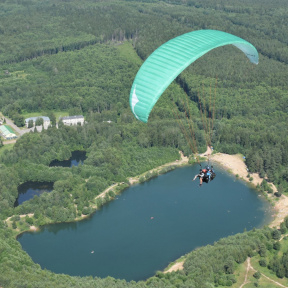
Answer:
25, 216, 34, 225
11, 215, 20, 221
253, 271, 261, 279
280, 222, 287, 234
145, 171, 152, 180
273, 241, 281, 251
259, 259, 267, 267
108, 190, 115, 198
12, 221, 17, 229
82, 207, 91, 215
267, 186, 273, 193
139, 176, 145, 183
272, 229, 281, 240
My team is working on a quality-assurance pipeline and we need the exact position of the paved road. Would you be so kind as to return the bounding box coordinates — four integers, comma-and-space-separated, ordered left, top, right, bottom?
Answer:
2, 117, 48, 145
4, 117, 31, 136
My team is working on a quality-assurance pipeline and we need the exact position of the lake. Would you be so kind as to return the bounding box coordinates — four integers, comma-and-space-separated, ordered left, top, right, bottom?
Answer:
49, 150, 86, 167
18, 164, 273, 281
14, 181, 54, 207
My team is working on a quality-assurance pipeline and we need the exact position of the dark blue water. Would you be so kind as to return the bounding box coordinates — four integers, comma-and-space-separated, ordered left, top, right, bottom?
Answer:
49, 151, 86, 167
14, 182, 54, 207
18, 164, 272, 281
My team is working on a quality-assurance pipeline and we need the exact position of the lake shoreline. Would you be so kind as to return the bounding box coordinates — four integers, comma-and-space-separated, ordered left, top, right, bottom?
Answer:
210, 152, 286, 229
14, 150, 285, 233
164, 150, 287, 273
128, 149, 283, 231
11, 149, 287, 276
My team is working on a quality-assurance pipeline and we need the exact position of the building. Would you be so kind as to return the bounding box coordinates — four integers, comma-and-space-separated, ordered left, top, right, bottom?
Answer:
0, 125, 17, 140
25, 116, 50, 128
60, 115, 84, 126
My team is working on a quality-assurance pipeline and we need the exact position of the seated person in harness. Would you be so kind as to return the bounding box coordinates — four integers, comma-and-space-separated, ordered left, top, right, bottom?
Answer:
193, 166, 216, 186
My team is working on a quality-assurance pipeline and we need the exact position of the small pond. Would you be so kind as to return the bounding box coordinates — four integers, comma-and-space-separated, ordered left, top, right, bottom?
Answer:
14, 181, 54, 207
49, 151, 86, 167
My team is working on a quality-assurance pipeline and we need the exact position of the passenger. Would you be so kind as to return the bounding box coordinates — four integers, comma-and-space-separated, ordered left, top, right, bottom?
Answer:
193, 166, 216, 186
192, 169, 205, 186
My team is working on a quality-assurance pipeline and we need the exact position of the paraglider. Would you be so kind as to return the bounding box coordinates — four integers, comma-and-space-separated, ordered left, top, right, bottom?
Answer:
129, 29, 258, 123
193, 166, 216, 187
129, 29, 259, 185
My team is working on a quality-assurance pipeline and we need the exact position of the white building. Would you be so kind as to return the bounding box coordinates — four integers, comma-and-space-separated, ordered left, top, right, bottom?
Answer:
60, 115, 84, 126
25, 116, 50, 129
0, 125, 17, 140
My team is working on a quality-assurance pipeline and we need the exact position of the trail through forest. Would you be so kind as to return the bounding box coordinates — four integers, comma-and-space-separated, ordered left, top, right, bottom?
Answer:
240, 258, 288, 288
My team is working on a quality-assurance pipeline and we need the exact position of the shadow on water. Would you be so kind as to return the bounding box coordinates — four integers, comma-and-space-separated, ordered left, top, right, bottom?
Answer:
49, 151, 86, 168
18, 164, 273, 281
14, 181, 54, 207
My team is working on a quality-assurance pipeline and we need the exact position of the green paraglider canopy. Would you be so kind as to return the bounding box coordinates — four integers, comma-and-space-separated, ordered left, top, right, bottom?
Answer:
129, 29, 258, 123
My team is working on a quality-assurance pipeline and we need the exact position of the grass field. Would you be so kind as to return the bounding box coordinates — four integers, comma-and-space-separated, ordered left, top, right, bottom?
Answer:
231, 236, 288, 287
0, 143, 14, 157
21, 111, 69, 121
116, 41, 143, 65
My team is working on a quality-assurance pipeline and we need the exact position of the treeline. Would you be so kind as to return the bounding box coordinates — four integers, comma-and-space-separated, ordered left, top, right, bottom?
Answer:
1, 0, 288, 66
0, 0, 184, 64
175, 49, 288, 192
0, 116, 186, 220
0, 43, 140, 117
2, 217, 288, 287
0, 0, 288, 287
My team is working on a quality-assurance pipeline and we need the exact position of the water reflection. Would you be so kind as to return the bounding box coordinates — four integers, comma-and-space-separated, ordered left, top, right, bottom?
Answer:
45, 221, 78, 235
49, 151, 86, 168
18, 165, 273, 281
14, 182, 54, 207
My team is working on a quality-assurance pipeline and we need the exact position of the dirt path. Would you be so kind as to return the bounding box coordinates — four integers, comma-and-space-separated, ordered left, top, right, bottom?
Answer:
6, 213, 34, 222
3, 139, 16, 145
240, 258, 288, 288
199, 146, 212, 158
128, 151, 188, 185
95, 183, 118, 200
240, 258, 253, 288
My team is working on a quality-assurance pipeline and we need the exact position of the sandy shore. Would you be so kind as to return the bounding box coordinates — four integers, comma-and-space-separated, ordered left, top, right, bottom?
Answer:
166, 149, 287, 273
127, 148, 285, 230
209, 152, 287, 228
6, 149, 287, 274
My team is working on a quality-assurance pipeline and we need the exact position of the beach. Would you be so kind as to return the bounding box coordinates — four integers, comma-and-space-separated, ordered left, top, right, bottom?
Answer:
8, 149, 287, 275
210, 152, 287, 228
128, 148, 286, 230
198, 146, 285, 228
165, 149, 288, 273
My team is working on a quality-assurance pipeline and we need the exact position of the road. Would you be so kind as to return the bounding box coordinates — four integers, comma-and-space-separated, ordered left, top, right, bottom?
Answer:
2, 117, 49, 145
240, 257, 288, 288
4, 117, 31, 136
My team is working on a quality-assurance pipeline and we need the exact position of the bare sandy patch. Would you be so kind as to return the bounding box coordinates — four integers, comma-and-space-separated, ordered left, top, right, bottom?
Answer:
164, 261, 184, 273
29, 225, 39, 231
210, 152, 286, 228
270, 195, 288, 228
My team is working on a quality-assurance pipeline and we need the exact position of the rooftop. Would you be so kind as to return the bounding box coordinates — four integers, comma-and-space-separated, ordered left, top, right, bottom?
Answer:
25, 116, 50, 123
60, 115, 84, 120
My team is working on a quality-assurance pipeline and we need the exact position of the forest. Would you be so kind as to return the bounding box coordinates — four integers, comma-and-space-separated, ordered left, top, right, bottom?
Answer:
0, 0, 288, 287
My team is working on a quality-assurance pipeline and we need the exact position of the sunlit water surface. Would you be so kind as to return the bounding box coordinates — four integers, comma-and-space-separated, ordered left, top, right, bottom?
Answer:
18, 164, 273, 281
